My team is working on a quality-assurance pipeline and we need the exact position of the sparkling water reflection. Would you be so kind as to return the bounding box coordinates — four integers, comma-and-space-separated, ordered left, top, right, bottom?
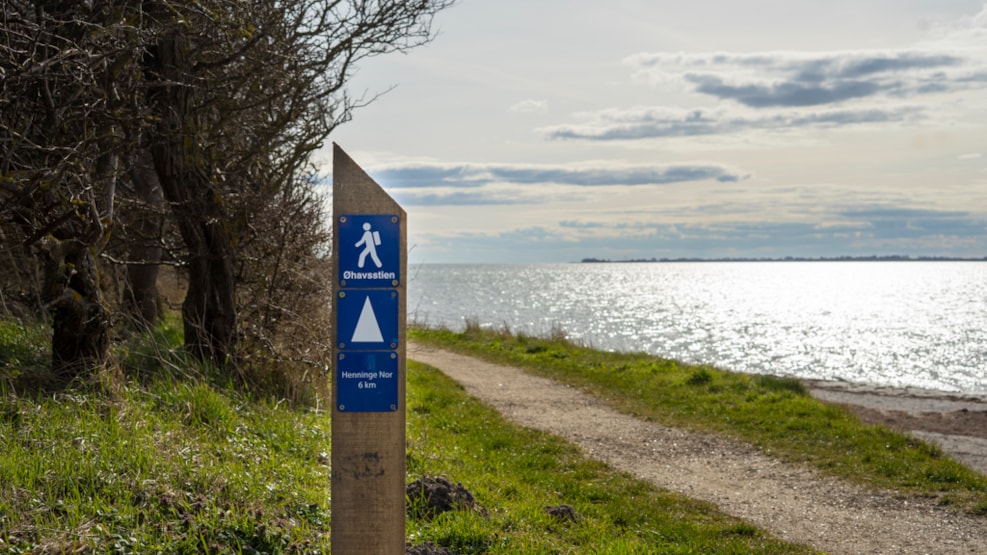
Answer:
408, 262, 987, 394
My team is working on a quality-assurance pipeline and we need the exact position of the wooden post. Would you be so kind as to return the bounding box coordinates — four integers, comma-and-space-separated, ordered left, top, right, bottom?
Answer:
331, 144, 407, 554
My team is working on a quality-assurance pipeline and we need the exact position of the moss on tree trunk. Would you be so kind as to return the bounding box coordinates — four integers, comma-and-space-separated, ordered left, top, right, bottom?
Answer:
44, 239, 109, 382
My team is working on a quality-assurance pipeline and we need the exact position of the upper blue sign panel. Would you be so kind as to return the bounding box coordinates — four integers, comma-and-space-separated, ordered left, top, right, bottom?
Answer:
338, 214, 400, 288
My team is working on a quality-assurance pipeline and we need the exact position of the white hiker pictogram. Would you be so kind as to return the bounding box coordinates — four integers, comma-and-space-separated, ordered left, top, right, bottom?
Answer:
355, 222, 383, 268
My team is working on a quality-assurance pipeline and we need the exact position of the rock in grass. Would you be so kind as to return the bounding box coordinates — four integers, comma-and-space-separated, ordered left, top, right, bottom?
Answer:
406, 541, 453, 555
406, 475, 486, 519
545, 504, 582, 522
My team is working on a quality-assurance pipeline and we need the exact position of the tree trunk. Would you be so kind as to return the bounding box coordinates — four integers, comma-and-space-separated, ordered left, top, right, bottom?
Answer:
44, 238, 110, 383
179, 222, 237, 367
44, 138, 117, 382
124, 148, 165, 327
147, 33, 237, 367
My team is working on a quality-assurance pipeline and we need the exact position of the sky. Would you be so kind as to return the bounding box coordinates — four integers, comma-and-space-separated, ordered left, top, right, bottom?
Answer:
328, 0, 987, 264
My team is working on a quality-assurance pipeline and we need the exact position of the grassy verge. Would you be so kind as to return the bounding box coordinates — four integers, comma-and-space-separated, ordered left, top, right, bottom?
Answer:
410, 323, 987, 514
1, 319, 817, 553
1, 321, 334, 553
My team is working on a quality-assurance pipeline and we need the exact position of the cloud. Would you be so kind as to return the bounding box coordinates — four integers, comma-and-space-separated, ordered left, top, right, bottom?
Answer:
840, 207, 970, 219
958, 152, 983, 160
394, 190, 530, 206
546, 31, 987, 144
578, 16, 987, 145
408, 201, 987, 263
367, 160, 751, 206
837, 207, 979, 238
371, 165, 489, 188
417, 216, 987, 262
371, 161, 749, 190
559, 220, 607, 229
489, 164, 748, 185
628, 50, 973, 108
542, 105, 921, 141
684, 73, 883, 108
928, 2, 987, 44
509, 99, 548, 114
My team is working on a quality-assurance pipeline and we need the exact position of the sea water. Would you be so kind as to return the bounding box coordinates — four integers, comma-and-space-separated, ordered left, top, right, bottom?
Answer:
407, 262, 987, 394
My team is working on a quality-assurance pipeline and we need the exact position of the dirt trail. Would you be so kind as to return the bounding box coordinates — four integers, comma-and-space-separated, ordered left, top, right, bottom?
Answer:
408, 342, 987, 555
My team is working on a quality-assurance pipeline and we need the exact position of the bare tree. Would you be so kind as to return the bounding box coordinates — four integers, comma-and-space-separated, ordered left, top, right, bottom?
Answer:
142, 0, 454, 369
1, 1, 145, 381
2, 0, 454, 380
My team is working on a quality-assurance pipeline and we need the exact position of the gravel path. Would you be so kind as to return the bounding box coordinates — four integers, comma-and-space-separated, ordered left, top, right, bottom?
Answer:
408, 342, 987, 555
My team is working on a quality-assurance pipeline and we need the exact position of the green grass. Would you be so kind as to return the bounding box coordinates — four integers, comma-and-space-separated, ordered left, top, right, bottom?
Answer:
0, 319, 53, 389
0, 376, 333, 553
410, 323, 987, 514
1, 319, 333, 553
0, 318, 819, 553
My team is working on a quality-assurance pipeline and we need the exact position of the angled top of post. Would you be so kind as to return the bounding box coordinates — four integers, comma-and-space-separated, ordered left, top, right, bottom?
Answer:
333, 143, 405, 217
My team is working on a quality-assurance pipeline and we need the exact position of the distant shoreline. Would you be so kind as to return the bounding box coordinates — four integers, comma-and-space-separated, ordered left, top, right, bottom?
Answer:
580, 255, 987, 263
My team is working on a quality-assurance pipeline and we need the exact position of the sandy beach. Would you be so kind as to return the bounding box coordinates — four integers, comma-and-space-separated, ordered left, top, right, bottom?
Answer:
806, 380, 987, 475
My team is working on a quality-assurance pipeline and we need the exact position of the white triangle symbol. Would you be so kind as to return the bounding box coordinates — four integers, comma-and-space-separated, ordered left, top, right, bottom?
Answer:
351, 296, 384, 343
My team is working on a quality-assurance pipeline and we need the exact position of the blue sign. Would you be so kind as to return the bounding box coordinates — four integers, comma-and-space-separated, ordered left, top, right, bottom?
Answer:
335, 212, 401, 413
337, 351, 398, 412
338, 214, 400, 287
336, 290, 399, 350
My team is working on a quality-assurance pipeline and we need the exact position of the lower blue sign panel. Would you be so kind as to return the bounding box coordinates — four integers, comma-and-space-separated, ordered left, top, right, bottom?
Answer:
337, 351, 398, 412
